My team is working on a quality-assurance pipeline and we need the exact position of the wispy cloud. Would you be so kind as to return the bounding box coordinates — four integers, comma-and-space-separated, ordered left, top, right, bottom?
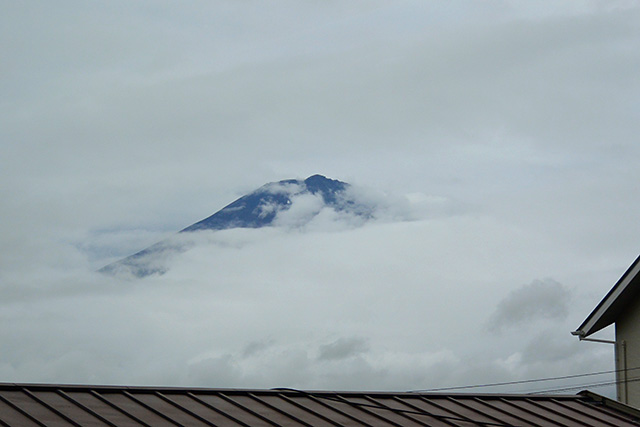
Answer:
318, 337, 370, 361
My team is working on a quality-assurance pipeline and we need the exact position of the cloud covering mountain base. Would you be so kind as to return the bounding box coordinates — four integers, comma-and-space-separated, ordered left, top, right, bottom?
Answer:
0, 208, 617, 395
99, 175, 435, 278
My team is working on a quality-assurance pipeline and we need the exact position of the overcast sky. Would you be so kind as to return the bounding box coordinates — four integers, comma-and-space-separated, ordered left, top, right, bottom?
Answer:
2, 1, 640, 396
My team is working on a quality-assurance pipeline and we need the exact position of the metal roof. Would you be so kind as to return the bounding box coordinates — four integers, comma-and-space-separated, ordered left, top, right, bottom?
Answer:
573, 254, 640, 338
1, 383, 639, 426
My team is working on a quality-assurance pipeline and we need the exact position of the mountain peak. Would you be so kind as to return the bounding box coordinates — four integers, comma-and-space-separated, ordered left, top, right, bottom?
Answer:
100, 175, 369, 278
304, 174, 330, 182
182, 175, 348, 233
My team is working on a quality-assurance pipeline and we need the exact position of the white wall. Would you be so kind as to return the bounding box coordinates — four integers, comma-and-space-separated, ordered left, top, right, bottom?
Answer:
615, 296, 640, 407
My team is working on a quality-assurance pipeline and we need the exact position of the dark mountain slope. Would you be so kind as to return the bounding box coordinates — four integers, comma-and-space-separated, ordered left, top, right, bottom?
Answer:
100, 175, 370, 278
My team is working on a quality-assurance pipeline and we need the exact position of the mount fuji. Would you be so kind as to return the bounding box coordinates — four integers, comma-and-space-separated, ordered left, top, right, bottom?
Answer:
99, 175, 375, 278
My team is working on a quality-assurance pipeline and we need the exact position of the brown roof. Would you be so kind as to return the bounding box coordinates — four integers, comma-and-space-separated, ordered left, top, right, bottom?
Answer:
0, 383, 639, 426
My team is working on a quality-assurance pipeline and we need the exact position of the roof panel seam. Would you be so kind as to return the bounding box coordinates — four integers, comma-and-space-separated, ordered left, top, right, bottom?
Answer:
121, 391, 183, 427
331, 394, 404, 427
0, 393, 48, 427
275, 392, 346, 426
306, 393, 374, 427
217, 392, 281, 427
522, 398, 591, 426
552, 398, 639, 426
89, 390, 152, 427
154, 392, 217, 427
362, 396, 431, 426
21, 388, 81, 427
56, 390, 119, 427
186, 392, 251, 427
247, 392, 313, 426
469, 397, 539, 427
389, 397, 458, 427
442, 396, 513, 426
415, 396, 483, 425
496, 398, 562, 426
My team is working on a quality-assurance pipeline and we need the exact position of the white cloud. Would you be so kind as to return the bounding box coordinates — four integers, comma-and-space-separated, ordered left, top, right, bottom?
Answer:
273, 193, 326, 228
0, 212, 618, 394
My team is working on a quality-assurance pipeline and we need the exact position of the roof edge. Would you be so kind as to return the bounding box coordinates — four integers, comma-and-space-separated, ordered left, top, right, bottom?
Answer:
574, 255, 640, 338
0, 382, 584, 399
579, 390, 640, 420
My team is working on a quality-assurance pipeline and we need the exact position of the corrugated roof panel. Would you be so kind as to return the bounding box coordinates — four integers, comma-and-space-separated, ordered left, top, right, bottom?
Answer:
226, 393, 315, 426
63, 391, 144, 426
358, 396, 432, 426
433, 396, 518, 426
24, 390, 107, 426
0, 397, 42, 427
521, 398, 609, 427
288, 393, 376, 426
152, 393, 217, 426
509, 399, 581, 426
296, 394, 394, 426
155, 393, 232, 425
97, 392, 177, 425
387, 396, 461, 426
192, 393, 276, 426
248, 393, 335, 426
393, 396, 481, 426
462, 397, 539, 426
273, 392, 354, 426
330, 396, 412, 426
550, 398, 635, 427
0, 390, 71, 426
125, 392, 208, 427
477, 397, 558, 426
2, 384, 640, 426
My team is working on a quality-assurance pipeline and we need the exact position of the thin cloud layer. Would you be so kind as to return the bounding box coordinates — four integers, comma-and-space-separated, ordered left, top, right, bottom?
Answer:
318, 337, 370, 361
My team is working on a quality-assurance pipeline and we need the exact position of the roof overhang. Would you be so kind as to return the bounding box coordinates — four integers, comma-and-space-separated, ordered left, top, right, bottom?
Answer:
573, 255, 640, 339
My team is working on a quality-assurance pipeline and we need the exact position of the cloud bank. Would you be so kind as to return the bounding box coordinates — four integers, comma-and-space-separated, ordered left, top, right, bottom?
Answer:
0, 210, 618, 395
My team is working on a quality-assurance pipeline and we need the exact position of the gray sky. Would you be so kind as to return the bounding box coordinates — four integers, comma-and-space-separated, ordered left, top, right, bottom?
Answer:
2, 1, 640, 395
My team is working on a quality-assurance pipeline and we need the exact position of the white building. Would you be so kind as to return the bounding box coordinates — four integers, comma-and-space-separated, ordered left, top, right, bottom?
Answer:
573, 255, 640, 407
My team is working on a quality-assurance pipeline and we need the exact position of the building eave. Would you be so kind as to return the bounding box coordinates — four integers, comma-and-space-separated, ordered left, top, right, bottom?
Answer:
573, 255, 640, 338
579, 390, 640, 420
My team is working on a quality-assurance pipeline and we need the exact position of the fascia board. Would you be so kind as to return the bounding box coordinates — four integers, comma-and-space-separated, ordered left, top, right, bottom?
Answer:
575, 255, 640, 338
